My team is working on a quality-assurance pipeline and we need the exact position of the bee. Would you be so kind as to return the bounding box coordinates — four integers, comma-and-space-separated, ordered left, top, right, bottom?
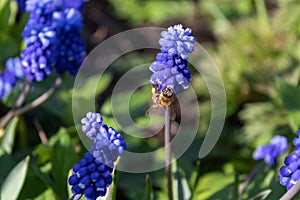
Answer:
146, 84, 176, 120
146, 84, 178, 135
151, 84, 175, 107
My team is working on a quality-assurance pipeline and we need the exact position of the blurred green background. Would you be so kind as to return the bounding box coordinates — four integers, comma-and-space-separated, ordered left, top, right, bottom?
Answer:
0, 0, 300, 199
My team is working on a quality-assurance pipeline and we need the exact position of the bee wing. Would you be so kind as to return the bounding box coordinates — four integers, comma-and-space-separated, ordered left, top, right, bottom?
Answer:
145, 104, 165, 117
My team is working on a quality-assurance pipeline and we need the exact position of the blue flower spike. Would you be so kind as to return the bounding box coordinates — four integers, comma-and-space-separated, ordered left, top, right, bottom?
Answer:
159, 24, 196, 60
21, 0, 86, 82
253, 135, 288, 167
68, 152, 113, 200
150, 24, 195, 94
69, 112, 127, 199
81, 112, 127, 167
280, 130, 300, 190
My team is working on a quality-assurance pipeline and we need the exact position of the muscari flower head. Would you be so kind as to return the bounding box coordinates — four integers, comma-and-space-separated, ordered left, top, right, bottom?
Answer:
159, 24, 195, 60
0, 57, 24, 99
81, 112, 127, 168
68, 152, 113, 200
52, 8, 85, 75
150, 51, 191, 93
253, 135, 288, 167
21, 0, 85, 82
279, 130, 300, 190
150, 24, 195, 94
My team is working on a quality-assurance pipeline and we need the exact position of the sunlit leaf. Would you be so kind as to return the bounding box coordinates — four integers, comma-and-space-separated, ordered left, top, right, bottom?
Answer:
0, 156, 30, 200
143, 174, 153, 200
0, 117, 18, 155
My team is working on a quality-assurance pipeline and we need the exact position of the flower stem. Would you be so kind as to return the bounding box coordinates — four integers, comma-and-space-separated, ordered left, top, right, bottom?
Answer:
165, 105, 173, 200
0, 76, 63, 129
238, 162, 263, 196
280, 179, 300, 200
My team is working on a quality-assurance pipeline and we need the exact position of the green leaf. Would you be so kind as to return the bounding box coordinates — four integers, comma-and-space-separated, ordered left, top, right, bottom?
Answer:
143, 174, 153, 200
189, 161, 201, 192
0, 117, 18, 155
33, 188, 56, 200
248, 189, 271, 200
0, 156, 30, 200
0, 31, 19, 64
50, 131, 79, 199
110, 166, 119, 200
0, 0, 11, 33
193, 171, 235, 199
173, 162, 192, 200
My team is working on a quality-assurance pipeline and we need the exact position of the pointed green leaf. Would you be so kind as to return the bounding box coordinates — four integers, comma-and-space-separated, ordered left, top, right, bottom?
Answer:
0, 117, 18, 155
0, 0, 11, 33
172, 161, 192, 200
174, 169, 192, 200
143, 174, 153, 200
248, 189, 271, 200
0, 156, 30, 200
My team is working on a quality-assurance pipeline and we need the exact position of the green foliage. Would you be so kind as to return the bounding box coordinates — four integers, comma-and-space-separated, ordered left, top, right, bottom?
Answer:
0, 156, 30, 200
0, 117, 18, 155
17, 127, 82, 199
1, 0, 300, 199
143, 175, 153, 200
0, 0, 27, 65
107, 0, 194, 25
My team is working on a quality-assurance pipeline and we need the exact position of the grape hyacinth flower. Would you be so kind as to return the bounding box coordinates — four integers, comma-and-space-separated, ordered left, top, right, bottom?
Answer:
159, 24, 196, 60
150, 24, 195, 94
0, 57, 24, 99
21, 0, 86, 82
68, 152, 113, 200
279, 130, 300, 190
253, 135, 288, 167
81, 112, 127, 167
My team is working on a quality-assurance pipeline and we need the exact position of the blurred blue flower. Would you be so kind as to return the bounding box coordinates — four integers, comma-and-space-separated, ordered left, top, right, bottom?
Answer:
0, 57, 24, 99
150, 51, 191, 93
159, 24, 196, 60
253, 135, 288, 167
55, 0, 85, 10
292, 130, 300, 150
68, 152, 113, 200
280, 130, 300, 190
81, 112, 127, 168
0, 71, 17, 99
5, 57, 25, 79
21, 0, 85, 82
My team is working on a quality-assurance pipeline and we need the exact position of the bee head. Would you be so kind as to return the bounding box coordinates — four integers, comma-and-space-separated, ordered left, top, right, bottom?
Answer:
162, 87, 174, 98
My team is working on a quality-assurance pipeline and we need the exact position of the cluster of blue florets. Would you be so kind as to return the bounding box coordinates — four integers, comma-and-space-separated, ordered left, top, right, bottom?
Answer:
0, 58, 25, 99
253, 135, 288, 167
69, 112, 126, 199
81, 112, 127, 167
150, 24, 195, 94
279, 130, 300, 190
21, 0, 85, 82
68, 152, 113, 200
